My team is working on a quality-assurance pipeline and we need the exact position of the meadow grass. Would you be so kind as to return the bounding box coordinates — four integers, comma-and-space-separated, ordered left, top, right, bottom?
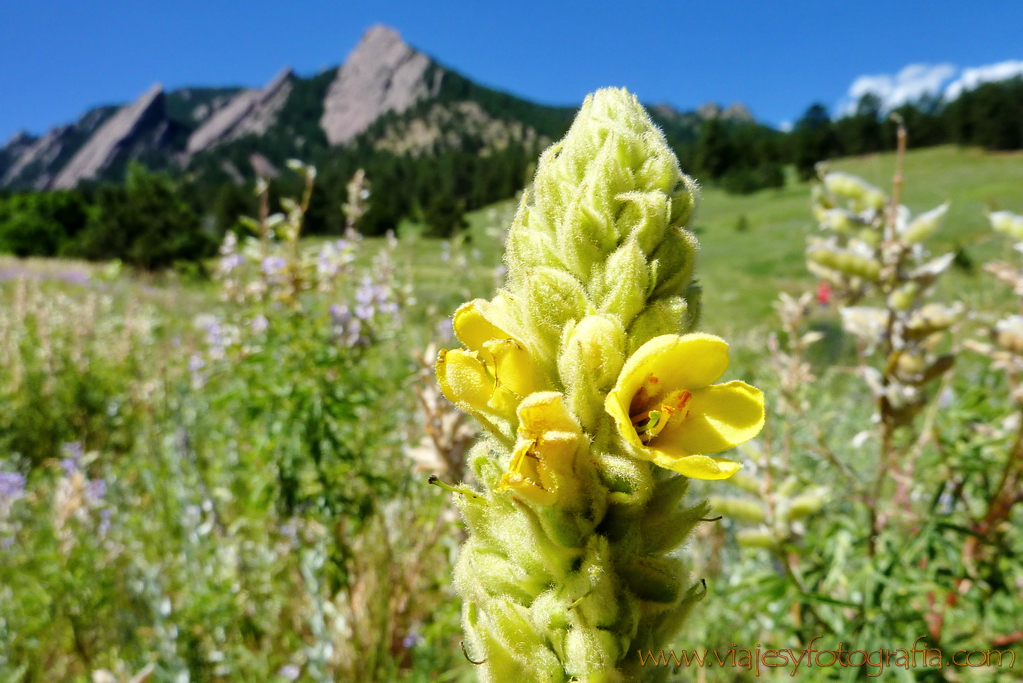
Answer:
2, 145, 1022, 681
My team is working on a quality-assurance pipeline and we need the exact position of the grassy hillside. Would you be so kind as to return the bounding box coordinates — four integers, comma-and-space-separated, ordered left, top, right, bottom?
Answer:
687, 145, 1023, 333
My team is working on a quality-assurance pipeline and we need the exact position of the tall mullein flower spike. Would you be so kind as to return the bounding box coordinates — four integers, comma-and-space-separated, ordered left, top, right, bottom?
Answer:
437, 88, 765, 682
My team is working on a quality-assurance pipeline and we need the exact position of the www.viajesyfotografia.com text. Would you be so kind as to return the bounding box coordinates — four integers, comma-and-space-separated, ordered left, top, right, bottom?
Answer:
637, 636, 1016, 677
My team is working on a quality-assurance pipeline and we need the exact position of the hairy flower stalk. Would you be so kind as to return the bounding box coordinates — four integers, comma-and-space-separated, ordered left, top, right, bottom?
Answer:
435, 88, 764, 682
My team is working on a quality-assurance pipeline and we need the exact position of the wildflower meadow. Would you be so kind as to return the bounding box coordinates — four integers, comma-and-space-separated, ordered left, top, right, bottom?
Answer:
1, 89, 1022, 682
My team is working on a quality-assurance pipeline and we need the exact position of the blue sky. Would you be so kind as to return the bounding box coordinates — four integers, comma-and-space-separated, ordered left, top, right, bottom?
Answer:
2, 0, 1022, 143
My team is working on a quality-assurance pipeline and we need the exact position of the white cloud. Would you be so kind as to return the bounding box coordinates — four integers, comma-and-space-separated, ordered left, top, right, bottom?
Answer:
838, 60, 1023, 118
944, 60, 1023, 100
778, 120, 793, 132
840, 63, 956, 115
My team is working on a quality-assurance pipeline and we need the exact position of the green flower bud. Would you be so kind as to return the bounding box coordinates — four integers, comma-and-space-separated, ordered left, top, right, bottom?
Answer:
888, 282, 918, 310
787, 488, 828, 520
521, 266, 589, 358
724, 471, 762, 496
824, 172, 886, 211
627, 297, 689, 353
558, 314, 627, 430
819, 208, 865, 234
596, 239, 650, 325
737, 528, 778, 549
708, 496, 767, 524
857, 228, 883, 248
902, 203, 948, 244
905, 303, 963, 339
990, 210, 1023, 241
649, 228, 699, 299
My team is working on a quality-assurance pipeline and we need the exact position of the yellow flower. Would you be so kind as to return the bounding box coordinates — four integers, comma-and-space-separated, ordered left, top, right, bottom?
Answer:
436, 300, 543, 420
604, 333, 764, 480
499, 392, 582, 505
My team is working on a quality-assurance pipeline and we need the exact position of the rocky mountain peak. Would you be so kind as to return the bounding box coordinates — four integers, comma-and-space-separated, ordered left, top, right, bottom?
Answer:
50, 83, 166, 189
697, 101, 754, 123
319, 24, 442, 146
186, 67, 294, 155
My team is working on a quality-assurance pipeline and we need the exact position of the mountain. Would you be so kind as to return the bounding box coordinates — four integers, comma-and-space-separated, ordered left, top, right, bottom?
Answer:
320, 24, 442, 146
0, 24, 745, 195
186, 68, 295, 155
51, 83, 170, 189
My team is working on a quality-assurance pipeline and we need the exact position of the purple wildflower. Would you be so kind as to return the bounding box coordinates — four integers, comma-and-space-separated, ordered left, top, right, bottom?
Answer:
330, 304, 366, 347
86, 478, 107, 504
251, 314, 269, 334
0, 471, 25, 500
220, 253, 245, 273
261, 255, 287, 276
402, 630, 422, 649
60, 442, 84, 476
436, 318, 454, 341
317, 244, 339, 278
98, 508, 112, 537
355, 278, 376, 305
329, 304, 351, 324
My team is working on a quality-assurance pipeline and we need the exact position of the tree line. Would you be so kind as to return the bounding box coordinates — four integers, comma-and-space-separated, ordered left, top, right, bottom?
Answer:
2, 77, 1021, 267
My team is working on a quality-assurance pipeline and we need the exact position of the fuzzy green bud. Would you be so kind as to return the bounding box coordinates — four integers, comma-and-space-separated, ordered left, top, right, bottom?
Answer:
558, 314, 627, 430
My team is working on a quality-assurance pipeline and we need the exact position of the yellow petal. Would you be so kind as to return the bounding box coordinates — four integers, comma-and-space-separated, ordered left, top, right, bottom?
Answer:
453, 300, 509, 354
517, 392, 581, 438
533, 431, 580, 479
646, 453, 743, 480
606, 334, 729, 419
635, 333, 731, 392
436, 349, 494, 414
484, 338, 543, 398
656, 381, 764, 455
605, 386, 645, 449
499, 434, 573, 506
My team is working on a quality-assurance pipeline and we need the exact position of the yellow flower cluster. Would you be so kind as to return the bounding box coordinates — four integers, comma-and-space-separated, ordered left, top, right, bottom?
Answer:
438, 300, 764, 502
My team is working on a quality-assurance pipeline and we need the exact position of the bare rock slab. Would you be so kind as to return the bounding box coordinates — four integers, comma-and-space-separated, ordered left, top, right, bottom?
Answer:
320, 24, 442, 146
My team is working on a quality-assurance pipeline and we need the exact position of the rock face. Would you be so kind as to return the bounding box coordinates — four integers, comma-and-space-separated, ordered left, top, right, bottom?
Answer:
186, 68, 294, 155
375, 101, 545, 157
697, 101, 754, 123
1, 106, 118, 190
0, 132, 37, 170
320, 25, 442, 146
2, 128, 68, 188
51, 84, 166, 189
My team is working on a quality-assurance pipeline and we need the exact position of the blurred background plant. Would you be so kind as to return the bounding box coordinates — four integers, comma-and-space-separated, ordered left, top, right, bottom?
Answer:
674, 122, 1023, 682
0, 162, 475, 683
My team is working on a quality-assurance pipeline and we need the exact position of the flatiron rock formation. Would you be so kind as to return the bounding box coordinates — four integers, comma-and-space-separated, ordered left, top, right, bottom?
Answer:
320, 24, 442, 146
51, 84, 166, 189
186, 68, 294, 155
2, 128, 68, 188
0, 131, 37, 171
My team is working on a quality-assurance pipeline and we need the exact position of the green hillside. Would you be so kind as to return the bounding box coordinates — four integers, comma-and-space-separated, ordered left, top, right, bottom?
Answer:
688, 145, 1023, 334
